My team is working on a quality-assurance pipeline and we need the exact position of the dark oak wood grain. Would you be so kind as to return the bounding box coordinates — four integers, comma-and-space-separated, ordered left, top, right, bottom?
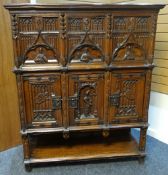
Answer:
5, 2, 165, 171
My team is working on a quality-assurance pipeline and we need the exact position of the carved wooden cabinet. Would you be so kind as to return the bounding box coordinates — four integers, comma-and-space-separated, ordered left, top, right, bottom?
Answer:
5, 2, 164, 170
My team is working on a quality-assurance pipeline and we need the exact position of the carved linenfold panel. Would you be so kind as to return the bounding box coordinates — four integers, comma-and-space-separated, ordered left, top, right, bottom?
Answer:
23, 31, 59, 64
113, 16, 151, 33
68, 33, 104, 63
112, 33, 146, 61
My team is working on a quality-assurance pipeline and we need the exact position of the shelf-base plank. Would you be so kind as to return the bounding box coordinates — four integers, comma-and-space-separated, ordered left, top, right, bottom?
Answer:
26, 131, 144, 165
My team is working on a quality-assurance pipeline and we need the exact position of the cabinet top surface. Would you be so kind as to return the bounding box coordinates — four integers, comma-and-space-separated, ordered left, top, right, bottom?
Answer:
5, 0, 165, 11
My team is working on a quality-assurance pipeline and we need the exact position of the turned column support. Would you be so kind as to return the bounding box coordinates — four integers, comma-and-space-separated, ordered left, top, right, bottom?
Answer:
139, 126, 148, 152
22, 134, 30, 160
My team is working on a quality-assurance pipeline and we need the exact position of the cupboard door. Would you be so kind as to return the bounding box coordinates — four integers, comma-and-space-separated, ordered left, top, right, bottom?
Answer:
23, 74, 62, 128
68, 72, 104, 126
109, 71, 146, 124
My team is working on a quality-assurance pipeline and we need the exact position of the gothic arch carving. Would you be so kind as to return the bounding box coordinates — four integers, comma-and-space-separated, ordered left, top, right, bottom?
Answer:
112, 33, 146, 61
68, 32, 105, 63
23, 31, 59, 64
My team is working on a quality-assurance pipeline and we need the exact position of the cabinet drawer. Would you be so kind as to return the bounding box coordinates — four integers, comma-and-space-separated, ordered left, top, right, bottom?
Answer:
68, 72, 105, 126
22, 73, 62, 128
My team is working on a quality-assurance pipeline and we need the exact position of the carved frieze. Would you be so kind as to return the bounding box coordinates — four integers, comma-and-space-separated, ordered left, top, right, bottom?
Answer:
67, 16, 105, 32
43, 17, 59, 31
113, 16, 151, 33
19, 16, 34, 32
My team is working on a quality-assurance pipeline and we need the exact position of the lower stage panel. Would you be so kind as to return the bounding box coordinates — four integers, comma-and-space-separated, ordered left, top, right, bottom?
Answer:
25, 130, 145, 164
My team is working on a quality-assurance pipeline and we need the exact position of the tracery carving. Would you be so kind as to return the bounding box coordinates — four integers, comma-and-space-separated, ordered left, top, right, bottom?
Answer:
30, 79, 59, 122
23, 31, 58, 64
116, 79, 138, 116
43, 17, 58, 31
112, 33, 145, 61
19, 17, 34, 32
68, 32, 104, 63
68, 18, 82, 31
113, 16, 150, 33
91, 16, 104, 31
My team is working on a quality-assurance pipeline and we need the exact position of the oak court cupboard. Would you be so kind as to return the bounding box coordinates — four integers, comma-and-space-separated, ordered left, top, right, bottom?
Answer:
5, 1, 165, 171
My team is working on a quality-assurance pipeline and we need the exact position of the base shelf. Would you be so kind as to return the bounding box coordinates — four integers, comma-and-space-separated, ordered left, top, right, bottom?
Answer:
26, 130, 145, 164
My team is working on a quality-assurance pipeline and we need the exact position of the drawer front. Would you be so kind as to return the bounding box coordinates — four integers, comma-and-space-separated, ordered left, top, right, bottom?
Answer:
23, 73, 62, 128
68, 72, 104, 126
108, 70, 146, 124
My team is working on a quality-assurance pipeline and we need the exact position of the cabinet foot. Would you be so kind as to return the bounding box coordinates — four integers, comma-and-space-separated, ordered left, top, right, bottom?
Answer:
138, 157, 145, 164
25, 164, 32, 172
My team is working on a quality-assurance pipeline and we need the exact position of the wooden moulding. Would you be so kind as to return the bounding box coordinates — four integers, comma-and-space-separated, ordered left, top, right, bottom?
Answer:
21, 122, 149, 135
24, 130, 145, 165
4, 3, 165, 11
